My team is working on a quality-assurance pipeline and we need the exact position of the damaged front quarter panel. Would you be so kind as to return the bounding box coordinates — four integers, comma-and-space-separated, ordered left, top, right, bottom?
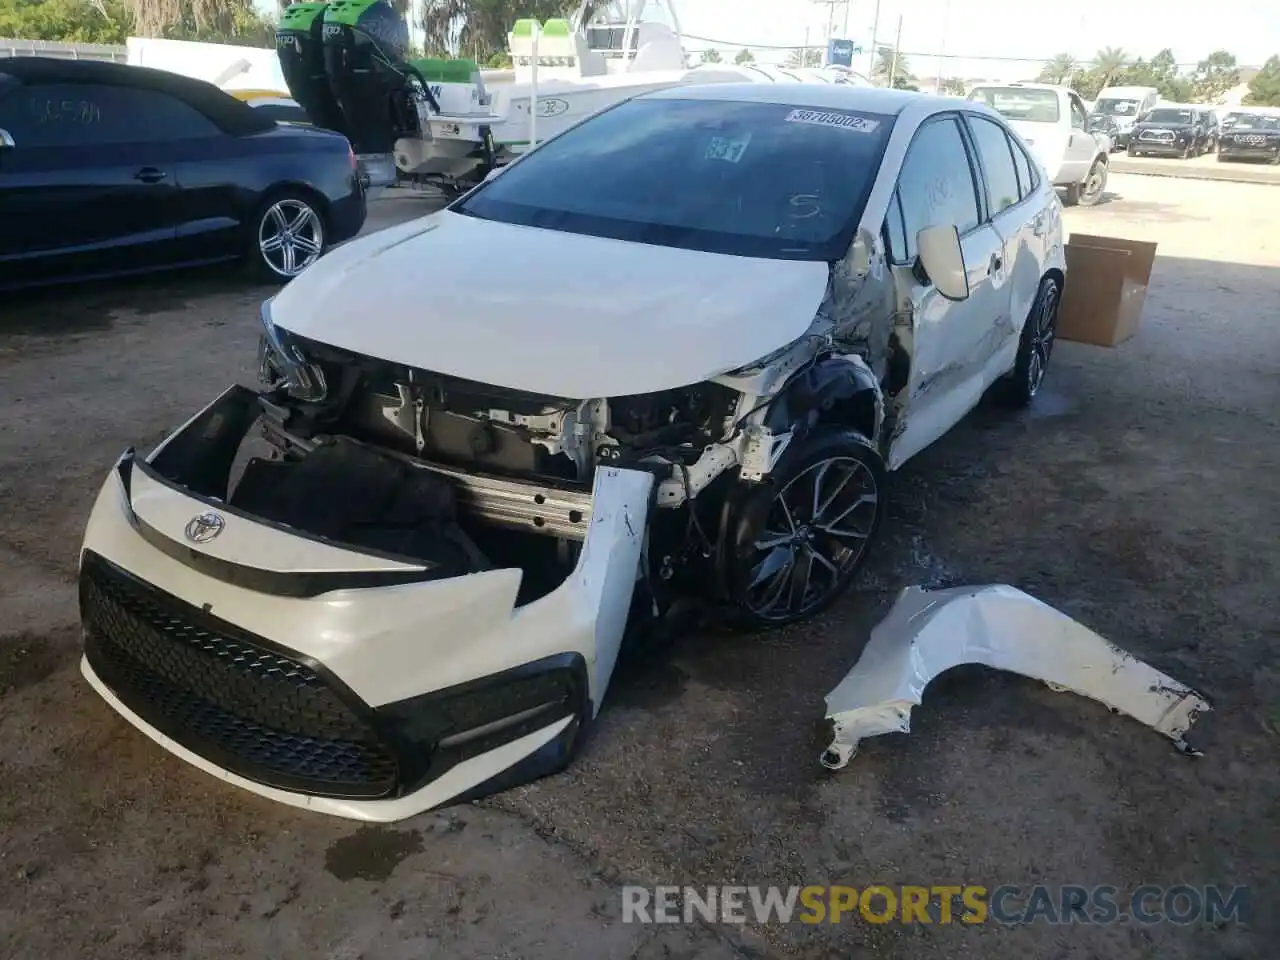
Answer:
821, 585, 1211, 769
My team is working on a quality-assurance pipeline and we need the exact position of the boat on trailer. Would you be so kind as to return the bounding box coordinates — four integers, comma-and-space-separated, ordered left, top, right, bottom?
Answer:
277, 0, 869, 193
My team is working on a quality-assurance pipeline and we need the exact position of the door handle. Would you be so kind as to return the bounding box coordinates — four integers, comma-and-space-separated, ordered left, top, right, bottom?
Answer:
134, 167, 167, 183
990, 253, 1003, 274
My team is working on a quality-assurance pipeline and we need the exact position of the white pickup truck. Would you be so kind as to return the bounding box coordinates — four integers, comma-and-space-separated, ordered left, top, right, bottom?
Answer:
967, 81, 1111, 206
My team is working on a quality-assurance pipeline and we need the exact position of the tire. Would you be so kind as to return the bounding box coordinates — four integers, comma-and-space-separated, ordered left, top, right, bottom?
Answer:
246, 191, 328, 282
1061, 181, 1081, 206
1002, 274, 1061, 408
720, 428, 886, 629
1075, 158, 1107, 207
1181, 143, 1192, 159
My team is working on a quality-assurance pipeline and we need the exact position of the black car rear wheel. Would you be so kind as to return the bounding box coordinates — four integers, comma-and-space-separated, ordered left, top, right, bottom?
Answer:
249, 193, 327, 281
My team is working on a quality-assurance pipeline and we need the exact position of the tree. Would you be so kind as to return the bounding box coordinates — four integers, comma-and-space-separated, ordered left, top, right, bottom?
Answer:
938, 76, 967, 96
1243, 54, 1280, 106
118, 0, 272, 41
1092, 46, 1128, 90
0, 0, 130, 43
1192, 49, 1240, 103
734, 48, 755, 65
1037, 52, 1077, 85
421, 0, 603, 62
699, 48, 722, 64
785, 46, 822, 68
873, 44, 912, 88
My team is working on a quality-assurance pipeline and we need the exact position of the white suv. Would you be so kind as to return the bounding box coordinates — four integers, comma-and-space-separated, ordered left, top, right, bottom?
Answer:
968, 81, 1111, 206
77, 84, 1067, 820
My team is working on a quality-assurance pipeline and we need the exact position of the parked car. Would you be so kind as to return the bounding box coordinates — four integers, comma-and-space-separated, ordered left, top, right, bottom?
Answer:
1201, 108, 1221, 153
0, 58, 367, 291
77, 83, 1067, 819
1127, 104, 1211, 158
1217, 108, 1280, 163
1089, 85, 1159, 150
967, 81, 1110, 205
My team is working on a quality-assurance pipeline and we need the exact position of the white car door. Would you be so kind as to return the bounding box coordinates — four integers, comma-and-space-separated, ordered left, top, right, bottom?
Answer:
962, 112, 1045, 378
884, 114, 1009, 470
1062, 92, 1098, 182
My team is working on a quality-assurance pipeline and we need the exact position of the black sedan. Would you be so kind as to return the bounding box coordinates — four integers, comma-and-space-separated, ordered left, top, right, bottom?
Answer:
0, 58, 367, 292
1127, 106, 1210, 158
1217, 111, 1280, 164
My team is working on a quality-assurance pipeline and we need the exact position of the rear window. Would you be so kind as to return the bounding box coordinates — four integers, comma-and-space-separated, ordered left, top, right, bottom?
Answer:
454, 96, 895, 260
967, 86, 1060, 123
1145, 108, 1195, 124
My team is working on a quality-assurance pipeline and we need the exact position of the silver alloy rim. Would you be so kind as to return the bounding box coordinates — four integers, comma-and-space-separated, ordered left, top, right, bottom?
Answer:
1027, 283, 1059, 396
259, 199, 323, 277
744, 456, 878, 621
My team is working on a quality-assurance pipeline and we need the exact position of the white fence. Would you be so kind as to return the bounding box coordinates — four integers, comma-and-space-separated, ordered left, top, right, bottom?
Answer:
0, 38, 128, 62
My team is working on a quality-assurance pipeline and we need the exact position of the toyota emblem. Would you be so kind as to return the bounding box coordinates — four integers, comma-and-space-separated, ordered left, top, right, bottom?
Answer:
184, 511, 226, 544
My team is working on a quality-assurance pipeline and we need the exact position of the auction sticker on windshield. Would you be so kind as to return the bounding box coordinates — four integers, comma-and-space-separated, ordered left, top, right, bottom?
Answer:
705, 133, 752, 162
784, 109, 880, 133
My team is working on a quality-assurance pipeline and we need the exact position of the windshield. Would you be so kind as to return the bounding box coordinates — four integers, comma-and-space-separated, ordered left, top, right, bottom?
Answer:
1224, 113, 1279, 130
454, 97, 894, 260
967, 86, 1060, 123
1145, 108, 1195, 124
1096, 98, 1141, 116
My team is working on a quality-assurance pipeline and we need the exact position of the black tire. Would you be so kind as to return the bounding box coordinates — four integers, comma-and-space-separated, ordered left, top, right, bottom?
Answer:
245, 191, 328, 282
1181, 143, 1192, 159
1061, 181, 1082, 206
1002, 274, 1061, 408
721, 428, 886, 628
1076, 158, 1107, 207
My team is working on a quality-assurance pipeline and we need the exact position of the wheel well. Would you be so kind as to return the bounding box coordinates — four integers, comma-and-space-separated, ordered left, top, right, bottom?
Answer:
826, 390, 880, 444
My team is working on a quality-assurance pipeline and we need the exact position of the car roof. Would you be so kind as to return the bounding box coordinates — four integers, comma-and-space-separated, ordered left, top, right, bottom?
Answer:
969, 81, 1066, 93
641, 82, 960, 116
1098, 86, 1157, 96
0, 57, 275, 136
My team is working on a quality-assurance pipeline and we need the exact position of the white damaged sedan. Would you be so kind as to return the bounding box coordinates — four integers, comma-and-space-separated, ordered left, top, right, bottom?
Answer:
78, 84, 1065, 820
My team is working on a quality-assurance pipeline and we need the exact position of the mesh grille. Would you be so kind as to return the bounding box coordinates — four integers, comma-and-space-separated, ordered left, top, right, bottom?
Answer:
80, 551, 399, 799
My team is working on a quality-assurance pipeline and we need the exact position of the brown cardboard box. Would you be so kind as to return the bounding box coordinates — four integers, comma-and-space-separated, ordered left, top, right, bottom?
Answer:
1056, 234, 1158, 347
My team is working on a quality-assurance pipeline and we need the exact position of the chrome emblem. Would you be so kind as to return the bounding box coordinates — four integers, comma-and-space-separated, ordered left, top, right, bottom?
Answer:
184, 511, 226, 544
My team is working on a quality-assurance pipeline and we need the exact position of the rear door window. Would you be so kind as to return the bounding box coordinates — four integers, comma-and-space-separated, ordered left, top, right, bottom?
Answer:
966, 114, 1021, 214
0, 83, 221, 148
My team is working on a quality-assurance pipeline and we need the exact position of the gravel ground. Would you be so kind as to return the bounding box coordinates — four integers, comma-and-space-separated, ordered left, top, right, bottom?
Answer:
1, 175, 1276, 959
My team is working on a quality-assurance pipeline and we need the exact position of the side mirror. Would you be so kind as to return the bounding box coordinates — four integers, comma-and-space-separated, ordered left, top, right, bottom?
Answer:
916, 225, 969, 301
0, 128, 14, 150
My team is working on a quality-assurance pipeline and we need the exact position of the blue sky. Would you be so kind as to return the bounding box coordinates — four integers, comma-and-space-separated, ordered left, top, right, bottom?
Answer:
254, 0, 1280, 80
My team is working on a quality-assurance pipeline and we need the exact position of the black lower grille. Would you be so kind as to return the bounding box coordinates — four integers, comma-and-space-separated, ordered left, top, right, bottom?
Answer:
80, 551, 399, 799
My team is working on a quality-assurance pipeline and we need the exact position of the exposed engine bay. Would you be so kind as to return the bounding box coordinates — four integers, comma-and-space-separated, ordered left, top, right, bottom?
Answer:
246, 306, 885, 613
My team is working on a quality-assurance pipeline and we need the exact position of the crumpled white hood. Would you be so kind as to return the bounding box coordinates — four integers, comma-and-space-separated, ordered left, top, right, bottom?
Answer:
270, 210, 830, 398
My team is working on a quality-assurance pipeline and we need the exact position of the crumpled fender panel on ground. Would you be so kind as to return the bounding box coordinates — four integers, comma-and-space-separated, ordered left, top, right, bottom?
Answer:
821, 584, 1211, 769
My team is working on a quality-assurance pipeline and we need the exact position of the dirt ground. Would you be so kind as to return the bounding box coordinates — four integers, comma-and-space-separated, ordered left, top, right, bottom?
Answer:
1, 175, 1276, 959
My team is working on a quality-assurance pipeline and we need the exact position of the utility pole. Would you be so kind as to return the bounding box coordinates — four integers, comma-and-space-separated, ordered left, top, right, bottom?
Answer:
889, 14, 902, 88
867, 0, 881, 82
810, 0, 842, 65
934, 0, 951, 93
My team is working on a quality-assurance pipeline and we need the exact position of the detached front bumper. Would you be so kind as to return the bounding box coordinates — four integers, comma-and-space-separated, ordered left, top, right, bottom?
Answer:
78, 388, 652, 820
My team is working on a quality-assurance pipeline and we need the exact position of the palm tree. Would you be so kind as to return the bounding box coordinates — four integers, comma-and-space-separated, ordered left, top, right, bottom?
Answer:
1092, 46, 1128, 89
1038, 53, 1077, 85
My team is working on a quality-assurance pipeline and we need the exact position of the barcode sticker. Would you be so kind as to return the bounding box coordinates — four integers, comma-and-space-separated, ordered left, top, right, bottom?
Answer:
784, 109, 880, 133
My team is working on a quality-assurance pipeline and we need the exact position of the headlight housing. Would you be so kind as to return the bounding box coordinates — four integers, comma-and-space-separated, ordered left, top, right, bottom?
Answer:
257, 298, 328, 402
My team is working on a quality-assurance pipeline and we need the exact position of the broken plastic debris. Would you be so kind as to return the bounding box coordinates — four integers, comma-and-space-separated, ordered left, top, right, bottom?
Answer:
821, 585, 1211, 769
